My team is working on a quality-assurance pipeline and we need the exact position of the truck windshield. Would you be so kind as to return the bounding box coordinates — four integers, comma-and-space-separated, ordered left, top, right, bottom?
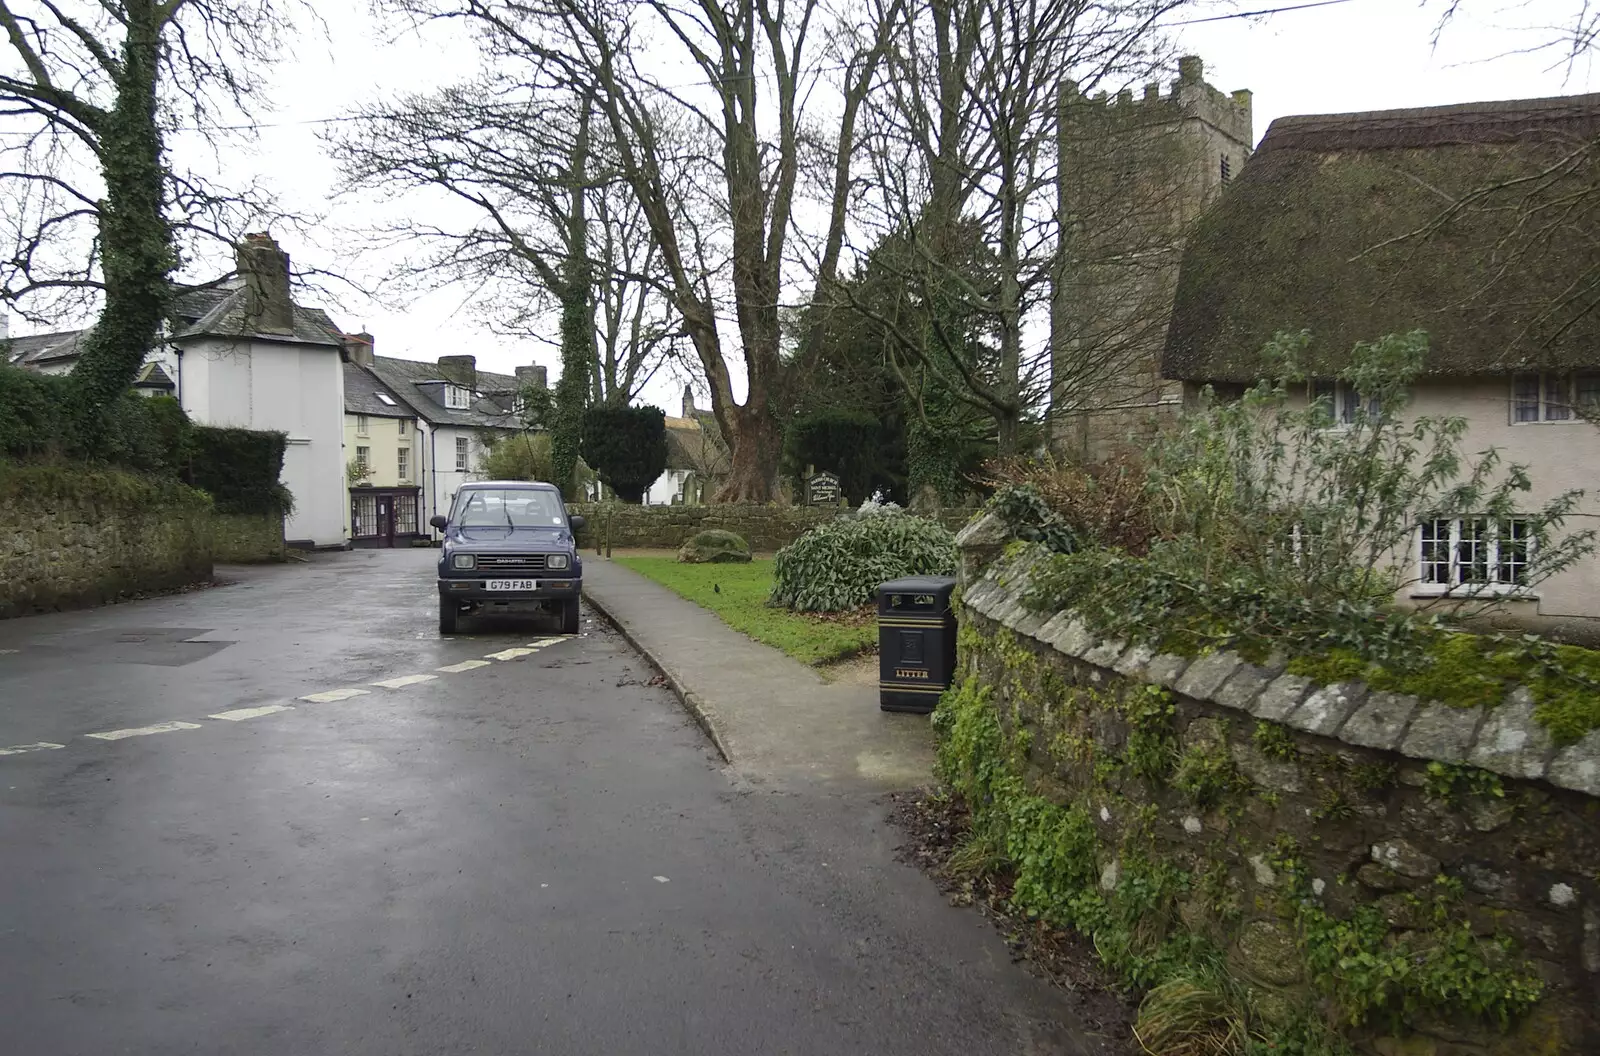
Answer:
453, 489, 567, 528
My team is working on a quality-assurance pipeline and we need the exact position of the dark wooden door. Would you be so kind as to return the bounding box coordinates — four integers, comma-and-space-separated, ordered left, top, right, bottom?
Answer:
377, 497, 395, 547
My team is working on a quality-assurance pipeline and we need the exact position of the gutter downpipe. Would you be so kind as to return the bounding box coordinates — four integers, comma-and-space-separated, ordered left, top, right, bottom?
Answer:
429, 423, 439, 544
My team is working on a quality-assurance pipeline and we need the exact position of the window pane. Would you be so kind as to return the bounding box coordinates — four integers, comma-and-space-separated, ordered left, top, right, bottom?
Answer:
1498, 519, 1530, 585
1458, 518, 1490, 583
1545, 373, 1571, 420
1576, 372, 1600, 412
1311, 380, 1336, 424
1513, 375, 1541, 422
1421, 519, 1452, 584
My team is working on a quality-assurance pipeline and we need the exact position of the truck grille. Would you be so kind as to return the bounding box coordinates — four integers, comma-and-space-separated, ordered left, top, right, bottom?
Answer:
476, 554, 550, 574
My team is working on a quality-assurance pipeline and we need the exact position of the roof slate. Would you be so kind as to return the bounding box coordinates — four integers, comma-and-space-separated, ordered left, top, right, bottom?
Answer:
1163, 91, 1600, 383
365, 354, 524, 430
169, 282, 342, 347
344, 361, 417, 417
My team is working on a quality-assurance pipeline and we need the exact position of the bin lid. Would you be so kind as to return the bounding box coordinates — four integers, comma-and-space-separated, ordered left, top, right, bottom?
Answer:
878, 576, 958, 613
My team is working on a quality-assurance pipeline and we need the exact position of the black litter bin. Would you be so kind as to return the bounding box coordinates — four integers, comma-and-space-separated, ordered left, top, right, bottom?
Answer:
878, 576, 959, 714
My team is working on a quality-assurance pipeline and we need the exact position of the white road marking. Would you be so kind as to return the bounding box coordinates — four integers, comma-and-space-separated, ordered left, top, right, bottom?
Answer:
298, 688, 370, 703
370, 674, 438, 689
486, 647, 538, 661
653, 876, 670, 883
437, 659, 491, 673
209, 704, 294, 722
86, 721, 202, 741
0, 648, 19, 656
0, 742, 65, 756
525, 637, 564, 648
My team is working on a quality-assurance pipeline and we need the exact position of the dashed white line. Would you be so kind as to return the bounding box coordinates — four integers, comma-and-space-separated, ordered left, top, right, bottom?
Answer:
485, 647, 538, 661
0, 649, 19, 656
370, 673, 438, 689
85, 721, 202, 742
437, 659, 492, 674
0, 742, 64, 756
526, 637, 565, 648
298, 688, 370, 703
209, 704, 294, 722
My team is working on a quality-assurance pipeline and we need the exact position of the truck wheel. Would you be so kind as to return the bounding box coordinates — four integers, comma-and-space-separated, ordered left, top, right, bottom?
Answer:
440, 601, 460, 636
560, 598, 580, 635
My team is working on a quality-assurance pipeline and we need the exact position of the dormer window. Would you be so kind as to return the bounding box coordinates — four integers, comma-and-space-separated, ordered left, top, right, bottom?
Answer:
445, 385, 471, 410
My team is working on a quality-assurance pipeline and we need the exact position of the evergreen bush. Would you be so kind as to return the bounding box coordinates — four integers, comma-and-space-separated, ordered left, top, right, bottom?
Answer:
770, 509, 956, 612
579, 404, 667, 503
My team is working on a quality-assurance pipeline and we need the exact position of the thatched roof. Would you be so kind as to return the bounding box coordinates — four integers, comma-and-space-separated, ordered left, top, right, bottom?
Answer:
1163, 93, 1600, 383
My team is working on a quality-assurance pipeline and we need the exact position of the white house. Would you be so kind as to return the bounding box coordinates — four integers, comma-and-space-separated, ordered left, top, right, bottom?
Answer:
358, 349, 541, 540
7, 233, 350, 548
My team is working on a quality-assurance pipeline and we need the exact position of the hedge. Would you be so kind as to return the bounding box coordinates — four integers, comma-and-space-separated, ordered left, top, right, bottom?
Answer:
184, 425, 292, 515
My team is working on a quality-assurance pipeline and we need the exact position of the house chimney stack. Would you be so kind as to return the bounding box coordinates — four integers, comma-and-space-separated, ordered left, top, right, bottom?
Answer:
682, 384, 696, 418
515, 365, 548, 390
237, 232, 294, 335
438, 354, 477, 389
345, 331, 375, 367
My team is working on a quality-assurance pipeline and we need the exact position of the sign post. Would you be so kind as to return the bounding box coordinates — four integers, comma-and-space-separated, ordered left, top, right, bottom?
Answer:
806, 470, 841, 506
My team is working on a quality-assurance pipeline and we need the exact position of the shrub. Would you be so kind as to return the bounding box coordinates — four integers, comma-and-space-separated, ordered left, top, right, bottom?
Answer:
678, 529, 752, 564
477, 431, 554, 482
770, 509, 956, 612
184, 425, 292, 515
0, 366, 191, 471
580, 404, 668, 503
982, 453, 1156, 553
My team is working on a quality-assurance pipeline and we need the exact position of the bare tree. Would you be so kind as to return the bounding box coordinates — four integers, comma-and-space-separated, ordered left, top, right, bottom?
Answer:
384, 0, 899, 502
0, 0, 301, 416
845, 0, 1190, 459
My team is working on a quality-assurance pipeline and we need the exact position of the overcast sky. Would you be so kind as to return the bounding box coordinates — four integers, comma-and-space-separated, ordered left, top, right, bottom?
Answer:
14, 0, 1597, 413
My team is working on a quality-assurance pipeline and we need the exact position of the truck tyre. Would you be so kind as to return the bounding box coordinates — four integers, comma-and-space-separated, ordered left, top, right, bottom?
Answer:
440, 601, 459, 636
560, 598, 580, 635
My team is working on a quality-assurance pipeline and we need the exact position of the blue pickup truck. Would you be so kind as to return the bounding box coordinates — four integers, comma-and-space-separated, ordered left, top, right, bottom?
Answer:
431, 481, 585, 636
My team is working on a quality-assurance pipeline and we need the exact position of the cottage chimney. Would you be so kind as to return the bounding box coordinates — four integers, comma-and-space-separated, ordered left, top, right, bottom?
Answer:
682, 384, 696, 418
345, 331, 375, 367
515, 365, 548, 390
0, 312, 9, 341
236, 233, 294, 335
438, 354, 477, 389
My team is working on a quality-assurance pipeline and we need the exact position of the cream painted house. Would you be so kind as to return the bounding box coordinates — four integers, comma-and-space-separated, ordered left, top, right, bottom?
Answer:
343, 349, 426, 546
1161, 92, 1600, 640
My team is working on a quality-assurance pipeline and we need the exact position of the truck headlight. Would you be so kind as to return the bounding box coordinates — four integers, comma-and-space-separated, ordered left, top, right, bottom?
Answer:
545, 554, 569, 570
452, 553, 477, 570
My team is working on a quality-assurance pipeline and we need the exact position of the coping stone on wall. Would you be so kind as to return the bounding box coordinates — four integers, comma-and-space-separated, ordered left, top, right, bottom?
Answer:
1548, 731, 1600, 797
1400, 703, 1485, 764
1340, 692, 1419, 752
959, 543, 1600, 798
1468, 689, 1554, 781
1285, 682, 1367, 738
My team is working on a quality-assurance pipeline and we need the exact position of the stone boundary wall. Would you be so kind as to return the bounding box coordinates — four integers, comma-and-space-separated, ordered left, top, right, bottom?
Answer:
952, 519, 1600, 1053
211, 511, 285, 564
569, 503, 978, 553
0, 488, 214, 619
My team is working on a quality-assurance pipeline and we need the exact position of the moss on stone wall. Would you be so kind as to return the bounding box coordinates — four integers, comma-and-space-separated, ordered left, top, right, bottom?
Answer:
934, 613, 1597, 1054
0, 462, 213, 617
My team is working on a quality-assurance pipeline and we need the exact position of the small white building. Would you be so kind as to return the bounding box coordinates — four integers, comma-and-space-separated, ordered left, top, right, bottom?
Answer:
6, 234, 350, 548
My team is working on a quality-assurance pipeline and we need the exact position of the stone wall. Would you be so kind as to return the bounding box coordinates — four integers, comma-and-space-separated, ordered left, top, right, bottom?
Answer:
211, 511, 285, 563
569, 503, 978, 553
0, 470, 214, 618
948, 523, 1599, 1054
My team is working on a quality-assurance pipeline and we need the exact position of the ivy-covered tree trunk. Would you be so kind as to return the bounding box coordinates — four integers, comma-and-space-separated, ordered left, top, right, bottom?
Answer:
550, 105, 595, 500
71, 3, 176, 432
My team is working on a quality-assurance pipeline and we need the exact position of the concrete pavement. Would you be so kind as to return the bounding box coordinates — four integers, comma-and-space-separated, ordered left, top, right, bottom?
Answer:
580, 557, 937, 791
0, 549, 1110, 1056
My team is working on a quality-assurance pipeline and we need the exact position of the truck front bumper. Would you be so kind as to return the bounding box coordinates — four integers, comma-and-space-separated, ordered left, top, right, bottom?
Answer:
437, 577, 582, 608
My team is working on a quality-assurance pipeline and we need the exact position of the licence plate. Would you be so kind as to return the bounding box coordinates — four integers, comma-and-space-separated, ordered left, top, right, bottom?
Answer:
486, 579, 537, 591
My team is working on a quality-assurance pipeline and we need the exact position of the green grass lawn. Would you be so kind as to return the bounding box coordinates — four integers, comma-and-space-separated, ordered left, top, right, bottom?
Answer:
615, 557, 876, 666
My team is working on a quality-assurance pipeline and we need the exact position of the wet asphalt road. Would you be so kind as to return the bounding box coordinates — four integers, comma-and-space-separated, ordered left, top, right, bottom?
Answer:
0, 549, 1098, 1056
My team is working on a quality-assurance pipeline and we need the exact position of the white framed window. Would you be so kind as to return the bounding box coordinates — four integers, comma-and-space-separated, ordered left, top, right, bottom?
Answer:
397, 418, 408, 436
1310, 380, 1381, 426
1417, 517, 1532, 594
455, 436, 469, 472
445, 385, 471, 410
398, 447, 410, 481
355, 445, 370, 475
356, 414, 370, 435
1512, 372, 1600, 423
